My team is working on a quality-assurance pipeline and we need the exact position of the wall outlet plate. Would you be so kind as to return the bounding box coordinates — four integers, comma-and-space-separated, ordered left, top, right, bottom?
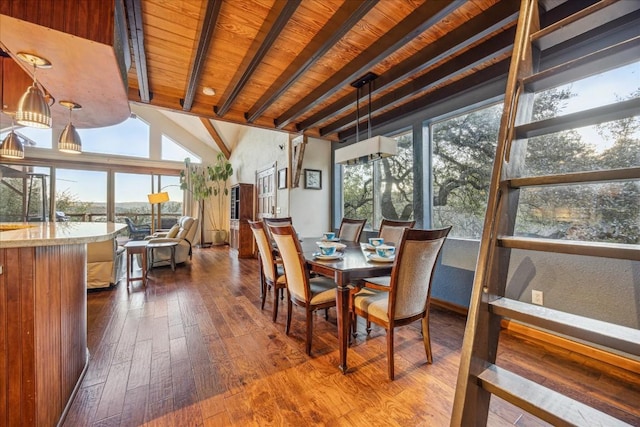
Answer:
532, 289, 543, 305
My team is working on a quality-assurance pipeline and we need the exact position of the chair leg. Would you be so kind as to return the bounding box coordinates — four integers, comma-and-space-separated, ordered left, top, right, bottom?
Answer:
387, 327, 395, 380
272, 287, 280, 322
421, 317, 433, 364
285, 293, 293, 335
260, 276, 267, 311
366, 320, 372, 335
306, 308, 314, 356
324, 307, 329, 320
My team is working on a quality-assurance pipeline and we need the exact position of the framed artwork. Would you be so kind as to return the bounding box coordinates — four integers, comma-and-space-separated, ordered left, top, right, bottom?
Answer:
290, 135, 307, 188
304, 169, 322, 190
278, 167, 287, 189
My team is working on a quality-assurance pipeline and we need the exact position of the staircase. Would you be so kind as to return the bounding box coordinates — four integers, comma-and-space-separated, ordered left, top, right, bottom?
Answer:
450, 0, 640, 425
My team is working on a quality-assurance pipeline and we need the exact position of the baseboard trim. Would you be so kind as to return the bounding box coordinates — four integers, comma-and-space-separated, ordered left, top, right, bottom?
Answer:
431, 298, 468, 316
502, 319, 640, 375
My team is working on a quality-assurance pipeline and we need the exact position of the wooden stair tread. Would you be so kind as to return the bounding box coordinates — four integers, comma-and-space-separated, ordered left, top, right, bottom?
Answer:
489, 297, 640, 356
497, 236, 640, 261
477, 364, 632, 426
506, 167, 640, 188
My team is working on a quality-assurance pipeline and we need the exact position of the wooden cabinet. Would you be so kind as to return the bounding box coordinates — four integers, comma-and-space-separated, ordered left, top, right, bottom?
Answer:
229, 183, 255, 258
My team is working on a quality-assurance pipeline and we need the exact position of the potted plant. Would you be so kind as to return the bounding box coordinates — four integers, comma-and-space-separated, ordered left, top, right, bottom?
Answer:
180, 158, 213, 247
179, 153, 233, 247
208, 152, 233, 245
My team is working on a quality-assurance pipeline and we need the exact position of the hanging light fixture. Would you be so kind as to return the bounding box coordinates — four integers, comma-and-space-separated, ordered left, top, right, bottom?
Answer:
15, 52, 53, 129
335, 72, 397, 165
58, 101, 82, 154
0, 115, 25, 159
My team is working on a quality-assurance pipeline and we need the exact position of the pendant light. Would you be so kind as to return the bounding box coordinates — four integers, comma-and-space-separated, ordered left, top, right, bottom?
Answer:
15, 52, 53, 129
335, 72, 397, 165
0, 115, 25, 159
58, 101, 82, 154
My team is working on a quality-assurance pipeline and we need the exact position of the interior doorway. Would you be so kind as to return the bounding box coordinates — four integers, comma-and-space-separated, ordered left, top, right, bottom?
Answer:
256, 163, 276, 220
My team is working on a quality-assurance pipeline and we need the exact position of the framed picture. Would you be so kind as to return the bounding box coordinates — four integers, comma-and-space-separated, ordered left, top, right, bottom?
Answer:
304, 169, 322, 190
278, 167, 287, 189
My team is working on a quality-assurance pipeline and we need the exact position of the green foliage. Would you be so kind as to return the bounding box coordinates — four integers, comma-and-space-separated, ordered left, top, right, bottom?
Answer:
179, 153, 233, 231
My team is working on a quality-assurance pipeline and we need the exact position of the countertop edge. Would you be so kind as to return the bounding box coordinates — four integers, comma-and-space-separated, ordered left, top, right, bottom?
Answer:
0, 222, 127, 248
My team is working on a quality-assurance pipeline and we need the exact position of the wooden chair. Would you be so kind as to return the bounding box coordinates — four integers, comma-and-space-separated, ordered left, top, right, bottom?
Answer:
269, 223, 338, 355
351, 226, 451, 380
337, 217, 367, 242
263, 216, 292, 245
249, 220, 286, 322
378, 218, 416, 246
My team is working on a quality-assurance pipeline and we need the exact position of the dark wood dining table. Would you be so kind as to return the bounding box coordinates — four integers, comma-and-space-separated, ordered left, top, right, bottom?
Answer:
301, 238, 394, 373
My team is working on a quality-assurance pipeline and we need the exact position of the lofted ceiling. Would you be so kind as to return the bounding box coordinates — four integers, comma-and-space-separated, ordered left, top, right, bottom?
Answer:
1, 0, 605, 143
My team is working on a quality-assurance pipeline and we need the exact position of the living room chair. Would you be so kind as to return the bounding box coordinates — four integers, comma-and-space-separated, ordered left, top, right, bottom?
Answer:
144, 216, 198, 266
378, 218, 416, 246
250, 220, 287, 322
337, 217, 366, 242
351, 226, 451, 380
263, 216, 292, 245
124, 217, 151, 240
269, 223, 338, 355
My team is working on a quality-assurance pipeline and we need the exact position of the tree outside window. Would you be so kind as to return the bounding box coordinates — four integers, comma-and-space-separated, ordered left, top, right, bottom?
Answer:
342, 131, 413, 230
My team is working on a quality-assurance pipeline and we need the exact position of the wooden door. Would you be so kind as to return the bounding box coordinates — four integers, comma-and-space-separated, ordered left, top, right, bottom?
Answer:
256, 163, 276, 220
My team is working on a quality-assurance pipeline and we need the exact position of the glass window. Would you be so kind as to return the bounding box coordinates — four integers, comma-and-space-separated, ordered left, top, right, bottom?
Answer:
161, 134, 200, 163
431, 103, 502, 239
153, 174, 183, 229
55, 169, 107, 222
0, 127, 53, 149
0, 164, 51, 221
342, 131, 414, 230
115, 172, 153, 226
78, 116, 149, 158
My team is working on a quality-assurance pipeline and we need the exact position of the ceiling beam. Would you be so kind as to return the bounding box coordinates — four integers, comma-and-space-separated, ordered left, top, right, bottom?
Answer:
320, 28, 516, 136
215, 0, 301, 118
296, 0, 520, 133
338, 60, 510, 141
181, 0, 223, 112
125, 0, 150, 103
273, 0, 459, 130
244, 0, 378, 123
200, 117, 231, 159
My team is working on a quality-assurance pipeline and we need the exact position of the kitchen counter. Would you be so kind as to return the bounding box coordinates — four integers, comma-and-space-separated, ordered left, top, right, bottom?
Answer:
0, 222, 125, 426
0, 221, 125, 248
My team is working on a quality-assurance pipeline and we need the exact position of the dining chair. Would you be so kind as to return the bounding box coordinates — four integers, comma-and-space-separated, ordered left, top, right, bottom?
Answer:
250, 220, 287, 322
263, 216, 292, 245
337, 217, 367, 242
269, 223, 338, 355
378, 218, 416, 246
351, 226, 451, 380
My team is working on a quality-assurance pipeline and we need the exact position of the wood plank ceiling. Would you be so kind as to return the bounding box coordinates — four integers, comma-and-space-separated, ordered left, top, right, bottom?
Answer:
1, 0, 594, 142
126, 0, 527, 142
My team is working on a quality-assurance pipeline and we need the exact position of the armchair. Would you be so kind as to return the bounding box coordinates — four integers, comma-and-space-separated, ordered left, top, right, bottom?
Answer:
144, 216, 198, 266
87, 238, 125, 289
124, 217, 151, 240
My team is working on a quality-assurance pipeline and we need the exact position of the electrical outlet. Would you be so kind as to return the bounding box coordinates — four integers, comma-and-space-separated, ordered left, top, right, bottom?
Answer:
532, 290, 544, 305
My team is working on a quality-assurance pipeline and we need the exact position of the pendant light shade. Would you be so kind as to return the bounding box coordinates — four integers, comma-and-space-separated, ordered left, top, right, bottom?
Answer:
335, 72, 397, 165
58, 101, 82, 154
0, 130, 25, 159
15, 52, 52, 129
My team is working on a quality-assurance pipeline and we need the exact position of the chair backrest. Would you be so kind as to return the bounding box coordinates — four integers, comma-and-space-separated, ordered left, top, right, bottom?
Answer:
338, 218, 366, 242
263, 217, 292, 243
388, 227, 451, 321
379, 219, 416, 246
249, 220, 278, 283
269, 224, 309, 303
124, 217, 136, 232
177, 216, 198, 244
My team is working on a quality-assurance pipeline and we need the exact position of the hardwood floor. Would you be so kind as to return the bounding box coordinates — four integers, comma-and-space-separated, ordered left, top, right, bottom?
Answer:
63, 246, 640, 426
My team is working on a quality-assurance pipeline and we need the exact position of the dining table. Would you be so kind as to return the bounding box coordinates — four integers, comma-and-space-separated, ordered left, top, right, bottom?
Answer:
301, 238, 394, 373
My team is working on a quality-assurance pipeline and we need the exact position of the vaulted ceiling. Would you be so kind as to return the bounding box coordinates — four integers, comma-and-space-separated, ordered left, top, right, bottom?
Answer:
1, 0, 604, 143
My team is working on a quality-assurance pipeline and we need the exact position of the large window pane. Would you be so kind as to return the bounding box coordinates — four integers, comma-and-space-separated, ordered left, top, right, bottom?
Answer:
153, 174, 183, 229
161, 134, 200, 163
56, 169, 107, 222
0, 164, 51, 221
79, 116, 149, 158
431, 104, 502, 239
115, 172, 152, 226
342, 131, 413, 230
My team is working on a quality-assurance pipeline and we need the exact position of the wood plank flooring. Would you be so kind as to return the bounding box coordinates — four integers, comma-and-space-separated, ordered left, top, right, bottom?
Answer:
62, 246, 640, 426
